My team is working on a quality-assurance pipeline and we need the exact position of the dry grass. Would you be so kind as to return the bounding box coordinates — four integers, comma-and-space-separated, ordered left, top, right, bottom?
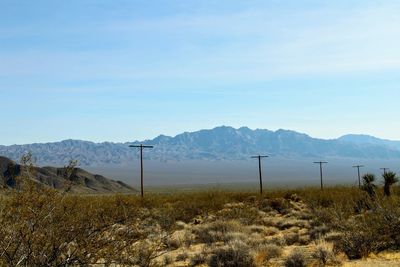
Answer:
1, 164, 400, 266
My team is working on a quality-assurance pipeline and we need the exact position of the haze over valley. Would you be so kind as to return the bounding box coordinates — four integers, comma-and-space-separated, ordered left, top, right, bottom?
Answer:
1, 126, 400, 187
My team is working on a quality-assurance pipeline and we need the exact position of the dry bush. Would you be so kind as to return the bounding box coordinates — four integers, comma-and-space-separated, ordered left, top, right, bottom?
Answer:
163, 230, 187, 250
277, 218, 306, 230
259, 198, 292, 214
284, 232, 301, 246
0, 181, 157, 266
190, 252, 207, 267
0, 157, 169, 266
192, 220, 243, 245
208, 241, 255, 267
334, 228, 374, 260
265, 236, 286, 246
217, 205, 261, 225
248, 225, 266, 234
284, 249, 307, 267
312, 241, 336, 266
263, 226, 280, 236
309, 225, 330, 241
4, 159, 400, 267
254, 244, 282, 265
176, 251, 189, 261
334, 198, 400, 259
163, 254, 174, 265
303, 187, 400, 260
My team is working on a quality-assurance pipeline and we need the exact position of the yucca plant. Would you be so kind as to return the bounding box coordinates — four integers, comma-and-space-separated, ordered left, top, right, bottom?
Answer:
382, 171, 398, 197
362, 173, 376, 198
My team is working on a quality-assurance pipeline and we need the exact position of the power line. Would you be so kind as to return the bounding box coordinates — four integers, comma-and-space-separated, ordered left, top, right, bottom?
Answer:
352, 165, 365, 189
251, 155, 269, 195
129, 144, 154, 198
314, 161, 328, 190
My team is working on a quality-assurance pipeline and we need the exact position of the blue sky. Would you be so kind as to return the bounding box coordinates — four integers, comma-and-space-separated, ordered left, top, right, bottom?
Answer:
1, 0, 400, 145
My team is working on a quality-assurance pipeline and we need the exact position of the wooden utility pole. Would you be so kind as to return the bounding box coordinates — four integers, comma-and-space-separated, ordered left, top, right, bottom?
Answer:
352, 165, 364, 188
314, 161, 328, 190
380, 168, 389, 175
129, 144, 153, 198
251, 155, 269, 195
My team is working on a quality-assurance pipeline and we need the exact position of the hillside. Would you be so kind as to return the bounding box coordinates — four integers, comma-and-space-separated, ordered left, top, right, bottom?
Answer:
1, 126, 400, 167
0, 156, 135, 193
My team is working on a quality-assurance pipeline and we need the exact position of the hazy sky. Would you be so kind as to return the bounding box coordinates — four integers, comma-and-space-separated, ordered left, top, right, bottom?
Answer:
1, 0, 400, 145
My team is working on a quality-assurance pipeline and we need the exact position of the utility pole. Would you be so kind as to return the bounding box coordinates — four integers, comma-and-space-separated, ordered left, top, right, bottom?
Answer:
380, 168, 389, 175
352, 165, 364, 188
314, 161, 328, 190
129, 144, 154, 198
251, 155, 269, 195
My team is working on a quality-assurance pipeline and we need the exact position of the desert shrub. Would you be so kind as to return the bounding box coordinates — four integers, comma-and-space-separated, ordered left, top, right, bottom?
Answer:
254, 244, 282, 265
263, 226, 279, 236
284, 250, 306, 267
208, 241, 255, 267
266, 236, 286, 246
163, 234, 182, 250
284, 192, 302, 202
5, 160, 400, 267
298, 234, 311, 245
312, 242, 335, 266
163, 255, 174, 265
284, 233, 300, 246
334, 198, 400, 259
277, 219, 305, 230
263, 198, 292, 214
192, 220, 242, 244
0, 184, 145, 266
126, 240, 163, 267
176, 252, 189, 261
297, 211, 313, 220
217, 206, 261, 225
300, 187, 362, 214
249, 225, 266, 233
0, 158, 170, 266
190, 252, 207, 267
334, 228, 374, 260
309, 225, 330, 240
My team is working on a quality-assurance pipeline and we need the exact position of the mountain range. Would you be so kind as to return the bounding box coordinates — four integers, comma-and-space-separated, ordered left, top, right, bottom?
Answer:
1, 126, 400, 167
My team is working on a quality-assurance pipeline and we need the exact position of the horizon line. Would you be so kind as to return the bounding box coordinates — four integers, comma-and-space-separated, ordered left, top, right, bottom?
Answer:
0, 125, 394, 146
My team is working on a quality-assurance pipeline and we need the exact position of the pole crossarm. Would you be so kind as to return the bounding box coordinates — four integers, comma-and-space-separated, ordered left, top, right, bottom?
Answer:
251, 155, 269, 159
352, 165, 365, 168
129, 145, 154, 148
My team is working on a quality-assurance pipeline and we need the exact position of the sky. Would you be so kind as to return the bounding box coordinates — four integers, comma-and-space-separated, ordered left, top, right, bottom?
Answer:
1, 0, 400, 145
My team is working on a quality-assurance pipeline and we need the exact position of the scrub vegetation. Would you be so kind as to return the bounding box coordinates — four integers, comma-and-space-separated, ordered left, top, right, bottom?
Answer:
0, 158, 400, 266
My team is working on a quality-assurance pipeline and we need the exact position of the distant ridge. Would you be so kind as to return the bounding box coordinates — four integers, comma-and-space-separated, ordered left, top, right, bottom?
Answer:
338, 134, 400, 150
0, 156, 135, 193
1, 126, 400, 166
